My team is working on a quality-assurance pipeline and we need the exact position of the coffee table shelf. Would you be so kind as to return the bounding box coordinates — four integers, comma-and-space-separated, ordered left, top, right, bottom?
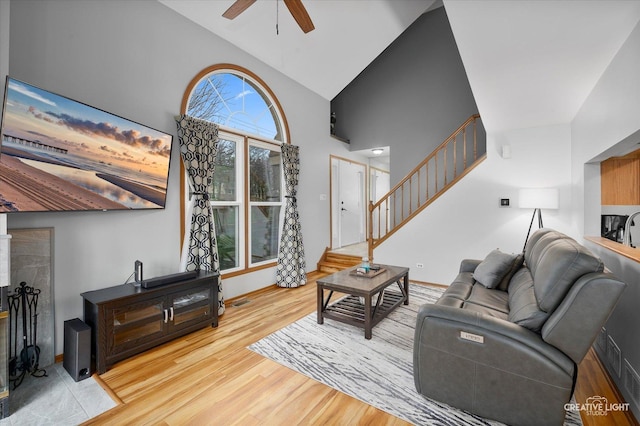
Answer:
324, 291, 404, 324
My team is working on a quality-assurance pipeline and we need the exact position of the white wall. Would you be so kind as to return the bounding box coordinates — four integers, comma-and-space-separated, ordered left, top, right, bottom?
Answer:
572, 19, 640, 237
375, 124, 573, 284
3, 0, 359, 354
570, 18, 640, 420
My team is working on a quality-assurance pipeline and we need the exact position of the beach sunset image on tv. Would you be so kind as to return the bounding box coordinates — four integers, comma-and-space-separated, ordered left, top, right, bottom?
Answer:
0, 77, 173, 213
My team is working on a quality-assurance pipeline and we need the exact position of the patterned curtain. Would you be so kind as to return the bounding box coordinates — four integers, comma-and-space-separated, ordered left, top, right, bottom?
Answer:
175, 115, 225, 315
276, 144, 306, 287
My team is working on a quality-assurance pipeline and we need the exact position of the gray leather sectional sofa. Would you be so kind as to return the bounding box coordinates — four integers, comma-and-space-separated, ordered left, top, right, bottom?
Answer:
413, 228, 626, 425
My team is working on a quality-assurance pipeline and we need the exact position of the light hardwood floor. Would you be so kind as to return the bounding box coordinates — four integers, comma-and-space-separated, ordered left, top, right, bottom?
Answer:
85, 272, 637, 426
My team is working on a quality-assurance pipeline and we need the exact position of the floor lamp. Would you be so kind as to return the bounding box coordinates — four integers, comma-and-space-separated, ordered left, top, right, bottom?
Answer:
519, 188, 559, 253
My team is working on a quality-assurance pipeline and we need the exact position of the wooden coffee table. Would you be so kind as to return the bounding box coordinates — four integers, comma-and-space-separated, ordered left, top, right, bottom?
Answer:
316, 264, 409, 339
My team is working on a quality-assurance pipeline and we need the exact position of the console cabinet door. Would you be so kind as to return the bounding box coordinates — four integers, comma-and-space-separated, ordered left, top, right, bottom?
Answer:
167, 285, 214, 333
108, 296, 166, 356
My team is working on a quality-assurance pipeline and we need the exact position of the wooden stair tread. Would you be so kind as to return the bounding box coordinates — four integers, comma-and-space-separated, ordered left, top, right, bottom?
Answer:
317, 249, 362, 274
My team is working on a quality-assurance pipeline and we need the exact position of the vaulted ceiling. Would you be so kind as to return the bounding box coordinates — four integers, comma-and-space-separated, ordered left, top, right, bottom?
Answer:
159, 0, 439, 101
159, 0, 640, 133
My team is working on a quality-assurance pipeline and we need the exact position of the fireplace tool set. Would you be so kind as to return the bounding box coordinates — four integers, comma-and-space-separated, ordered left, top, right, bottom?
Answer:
8, 281, 47, 389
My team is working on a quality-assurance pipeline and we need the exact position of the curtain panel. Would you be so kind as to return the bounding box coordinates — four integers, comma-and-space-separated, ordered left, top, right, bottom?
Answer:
175, 114, 225, 315
276, 144, 306, 287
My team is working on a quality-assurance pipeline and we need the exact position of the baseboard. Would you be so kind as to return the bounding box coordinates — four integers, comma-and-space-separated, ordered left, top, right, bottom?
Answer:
410, 279, 448, 289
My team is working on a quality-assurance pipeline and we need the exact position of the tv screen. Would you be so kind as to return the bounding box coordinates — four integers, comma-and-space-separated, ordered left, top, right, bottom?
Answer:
0, 77, 173, 213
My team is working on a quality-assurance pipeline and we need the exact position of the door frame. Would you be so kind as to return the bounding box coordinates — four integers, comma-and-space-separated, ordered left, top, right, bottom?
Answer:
329, 155, 368, 249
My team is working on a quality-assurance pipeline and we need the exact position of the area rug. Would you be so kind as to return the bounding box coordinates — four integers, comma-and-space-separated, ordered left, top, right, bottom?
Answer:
248, 284, 583, 425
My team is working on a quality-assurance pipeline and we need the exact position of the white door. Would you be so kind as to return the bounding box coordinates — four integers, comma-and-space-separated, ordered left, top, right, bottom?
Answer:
331, 157, 366, 248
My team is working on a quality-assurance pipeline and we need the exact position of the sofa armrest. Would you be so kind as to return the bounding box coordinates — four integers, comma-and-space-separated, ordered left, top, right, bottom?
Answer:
414, 303, 576, 425
542, 271, 626, 364
459, 259, 482, 273
415, 304, 574, 374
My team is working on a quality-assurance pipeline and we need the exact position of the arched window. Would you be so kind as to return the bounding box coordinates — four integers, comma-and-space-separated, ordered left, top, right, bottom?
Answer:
181, 64, 289, 275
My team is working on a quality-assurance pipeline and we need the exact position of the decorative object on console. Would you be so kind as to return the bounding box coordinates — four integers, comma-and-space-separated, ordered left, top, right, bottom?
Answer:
519, 187, 558, 251
140, 270, 198, 289
0, 77, 174, 213
134, 260, 143, 286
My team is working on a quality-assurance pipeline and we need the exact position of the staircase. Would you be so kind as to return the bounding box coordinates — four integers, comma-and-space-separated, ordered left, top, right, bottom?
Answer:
317, 247, 361, 274
317, 114, 485, 274
367, 114, 485, 259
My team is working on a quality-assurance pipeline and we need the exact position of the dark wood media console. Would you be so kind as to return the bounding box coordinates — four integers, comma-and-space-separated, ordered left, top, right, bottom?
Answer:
81, 271, 219, 374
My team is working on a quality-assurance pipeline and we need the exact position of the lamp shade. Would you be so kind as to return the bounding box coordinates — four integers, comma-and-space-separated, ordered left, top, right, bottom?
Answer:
519, 188, 559, 209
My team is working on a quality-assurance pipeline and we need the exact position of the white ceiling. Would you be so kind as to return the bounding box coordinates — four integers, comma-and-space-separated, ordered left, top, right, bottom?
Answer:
444, 0, 640, 132
159, 0, 438, 101
160, 0, 640, 133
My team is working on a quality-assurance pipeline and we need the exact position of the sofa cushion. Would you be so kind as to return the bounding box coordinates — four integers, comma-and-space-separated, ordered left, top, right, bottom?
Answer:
497, 253, 525, 291
466, 284, 509, 314
461, 302, 509, 320
473, 249, 519, 289
508, 267, 548, 332
529, 237, 604, 313
443, 275, 473, 300
437, 277, 473, 308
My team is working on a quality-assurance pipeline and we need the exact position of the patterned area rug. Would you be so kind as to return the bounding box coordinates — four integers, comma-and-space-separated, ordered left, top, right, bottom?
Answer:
249, 284, 583, 425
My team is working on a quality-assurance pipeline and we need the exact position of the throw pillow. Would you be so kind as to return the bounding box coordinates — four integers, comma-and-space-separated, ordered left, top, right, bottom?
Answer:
497, 253, 525, 291
473, 249, 518, 289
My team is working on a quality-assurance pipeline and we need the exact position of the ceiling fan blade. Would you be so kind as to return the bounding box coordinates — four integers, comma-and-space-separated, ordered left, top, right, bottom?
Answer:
283, 0, 315, 33
222, 0, 257, 20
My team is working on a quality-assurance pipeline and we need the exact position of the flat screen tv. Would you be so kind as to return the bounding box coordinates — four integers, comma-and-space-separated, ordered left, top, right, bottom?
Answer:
0, 76, 174, 213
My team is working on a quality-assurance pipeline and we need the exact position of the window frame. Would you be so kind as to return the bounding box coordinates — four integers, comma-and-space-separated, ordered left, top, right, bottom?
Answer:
180, 64, 290, 278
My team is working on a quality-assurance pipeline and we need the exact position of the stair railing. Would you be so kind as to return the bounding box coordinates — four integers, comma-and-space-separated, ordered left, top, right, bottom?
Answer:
367, 114, 485, 258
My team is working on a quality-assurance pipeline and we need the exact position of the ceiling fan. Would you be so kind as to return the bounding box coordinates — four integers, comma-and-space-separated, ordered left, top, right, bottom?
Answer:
223, 0, 315, 34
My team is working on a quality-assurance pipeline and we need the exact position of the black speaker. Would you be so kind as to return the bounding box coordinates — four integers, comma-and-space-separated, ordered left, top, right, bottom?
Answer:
63, 318, 91, 382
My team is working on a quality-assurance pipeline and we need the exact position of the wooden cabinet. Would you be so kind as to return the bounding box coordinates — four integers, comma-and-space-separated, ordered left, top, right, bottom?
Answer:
82, 271, 218, 374
601, 150, 640, 205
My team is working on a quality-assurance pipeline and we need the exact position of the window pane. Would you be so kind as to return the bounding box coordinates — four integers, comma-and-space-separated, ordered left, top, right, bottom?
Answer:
251, 206, 281, 263
249, 145, 281, 202
213, 206, 239, 270
187, 72, 282, 141
210, 139, 236, 202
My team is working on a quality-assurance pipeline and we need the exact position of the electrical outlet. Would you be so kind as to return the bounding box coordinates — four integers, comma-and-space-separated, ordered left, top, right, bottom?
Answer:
416, 263, 424, 268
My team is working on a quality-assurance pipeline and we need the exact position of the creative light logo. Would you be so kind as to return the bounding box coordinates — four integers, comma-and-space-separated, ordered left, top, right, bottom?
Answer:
565, 396, 630, 416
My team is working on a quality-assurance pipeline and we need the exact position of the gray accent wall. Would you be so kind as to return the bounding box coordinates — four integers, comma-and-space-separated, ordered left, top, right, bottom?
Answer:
331, 7, 480, 185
